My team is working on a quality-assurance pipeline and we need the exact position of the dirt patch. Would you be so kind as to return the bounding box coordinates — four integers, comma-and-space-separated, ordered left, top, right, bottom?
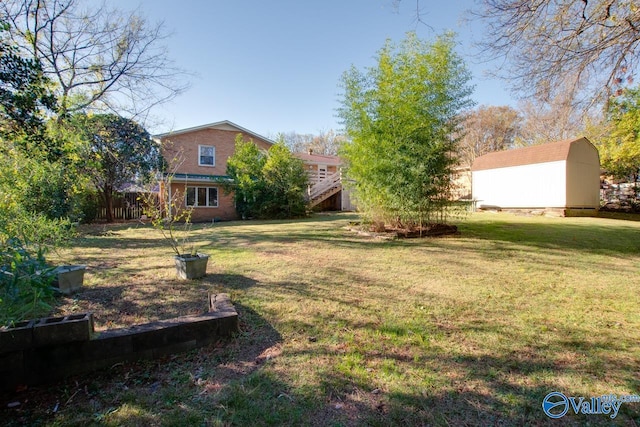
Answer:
387, 223, 458, 238
348, 223, 459, 239
51, 281, 210, 331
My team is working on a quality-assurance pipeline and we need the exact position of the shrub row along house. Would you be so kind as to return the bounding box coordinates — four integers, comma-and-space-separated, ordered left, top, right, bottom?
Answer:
155, 121, 350, 221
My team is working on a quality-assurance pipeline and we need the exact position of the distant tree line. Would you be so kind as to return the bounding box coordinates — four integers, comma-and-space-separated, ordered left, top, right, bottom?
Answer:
279, 129, 346, 156
392, 0, 640, 182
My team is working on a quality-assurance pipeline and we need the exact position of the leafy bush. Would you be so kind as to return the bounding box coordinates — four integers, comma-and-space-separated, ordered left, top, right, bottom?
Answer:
0, 199, 73, 325
0, 239, 57, 326
74, 189, 100, 223
258, 143, 309, 219
0, 203, 73, 251
226, 136, 308, 219
20, 159, 75, 219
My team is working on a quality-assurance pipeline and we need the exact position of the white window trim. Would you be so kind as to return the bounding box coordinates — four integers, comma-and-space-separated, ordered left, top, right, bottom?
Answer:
186, 186, 219, 208
198, 145, 216, 167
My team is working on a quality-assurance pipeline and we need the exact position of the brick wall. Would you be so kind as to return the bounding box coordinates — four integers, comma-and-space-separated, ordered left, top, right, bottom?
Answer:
161, 128, 272, 176
160, 127, 273, 221
168, 182, 237, 222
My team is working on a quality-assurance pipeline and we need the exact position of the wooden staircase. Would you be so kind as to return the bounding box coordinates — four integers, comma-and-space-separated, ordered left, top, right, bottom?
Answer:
307, 171, 342, 208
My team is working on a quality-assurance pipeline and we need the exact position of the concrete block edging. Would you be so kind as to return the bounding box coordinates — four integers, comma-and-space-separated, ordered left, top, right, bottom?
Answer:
0, 293, 238, 391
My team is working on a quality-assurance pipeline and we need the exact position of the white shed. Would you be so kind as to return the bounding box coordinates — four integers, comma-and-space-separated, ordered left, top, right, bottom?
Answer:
471, 137, 600, 211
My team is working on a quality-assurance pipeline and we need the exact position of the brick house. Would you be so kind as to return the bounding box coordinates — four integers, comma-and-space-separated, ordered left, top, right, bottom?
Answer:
155, 120, 274, 222
155, 120, 354, 221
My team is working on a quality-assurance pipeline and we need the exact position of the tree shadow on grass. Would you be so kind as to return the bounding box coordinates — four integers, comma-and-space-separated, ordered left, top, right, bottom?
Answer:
11, 271, 639, 426
202, 214, 640, 260
35, 214, 640, 424
239, 276, 640, 426
201, 273, 259, 291
1, 302, 284, 427
458, 217, 640, 257
72, 214, 640, 263
279, 324, 640, 426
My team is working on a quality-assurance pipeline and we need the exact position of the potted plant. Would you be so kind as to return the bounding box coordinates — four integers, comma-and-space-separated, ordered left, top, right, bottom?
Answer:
166, 218, 209, 280
174, 251, 209, 280
141, 176, 209, 280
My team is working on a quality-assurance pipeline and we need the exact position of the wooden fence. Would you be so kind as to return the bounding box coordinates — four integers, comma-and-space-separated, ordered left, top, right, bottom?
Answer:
96, 192, 154, 221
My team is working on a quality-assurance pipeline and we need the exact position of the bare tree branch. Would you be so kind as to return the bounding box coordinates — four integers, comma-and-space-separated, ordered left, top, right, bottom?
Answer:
473, 0, 640, 108
391, 0, 434, 31
1, 0, 190, 121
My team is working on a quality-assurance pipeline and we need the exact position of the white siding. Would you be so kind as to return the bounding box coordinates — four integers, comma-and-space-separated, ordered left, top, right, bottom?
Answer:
472, 161, 567, 208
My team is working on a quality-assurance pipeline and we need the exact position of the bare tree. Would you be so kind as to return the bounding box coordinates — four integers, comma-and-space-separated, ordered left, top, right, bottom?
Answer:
515, 91, 588, 146
280, 131, 314, 154
474, 0, 640, 107
1, 0, 189, 119
280, 129, 345, 156
458, 105, 521, 167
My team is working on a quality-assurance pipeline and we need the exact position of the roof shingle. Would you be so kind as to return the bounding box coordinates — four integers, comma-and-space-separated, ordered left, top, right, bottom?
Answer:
471, 137, 588, 171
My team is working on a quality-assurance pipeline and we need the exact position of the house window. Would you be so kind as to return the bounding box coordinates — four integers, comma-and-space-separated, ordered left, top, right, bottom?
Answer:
199, 145, 215, 166
186, 186, 218, 207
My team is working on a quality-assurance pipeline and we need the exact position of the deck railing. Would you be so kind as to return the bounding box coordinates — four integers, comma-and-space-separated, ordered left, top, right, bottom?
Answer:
308, 171, 341, 200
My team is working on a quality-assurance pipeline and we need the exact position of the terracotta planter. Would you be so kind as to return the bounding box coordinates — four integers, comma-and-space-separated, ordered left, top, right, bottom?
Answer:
53, 265, 86, 294
174, 253, 209, 279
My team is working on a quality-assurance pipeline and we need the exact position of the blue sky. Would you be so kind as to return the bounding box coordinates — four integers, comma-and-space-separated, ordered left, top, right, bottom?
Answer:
113, 0, 514, 137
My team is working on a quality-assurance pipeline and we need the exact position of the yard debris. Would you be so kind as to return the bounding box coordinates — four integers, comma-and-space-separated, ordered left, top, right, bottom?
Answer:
277, 392, 293, 401
65, 389, 80, 405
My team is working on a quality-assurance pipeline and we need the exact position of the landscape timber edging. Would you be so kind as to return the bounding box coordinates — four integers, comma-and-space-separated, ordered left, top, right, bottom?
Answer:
0, 293, 238, 391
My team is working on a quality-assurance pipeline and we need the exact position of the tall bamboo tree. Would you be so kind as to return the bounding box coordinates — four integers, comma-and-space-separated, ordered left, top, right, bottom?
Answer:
338, 32, 474, 228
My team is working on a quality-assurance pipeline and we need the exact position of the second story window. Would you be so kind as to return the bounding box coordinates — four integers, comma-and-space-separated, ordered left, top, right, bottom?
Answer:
199, 145, 215, 166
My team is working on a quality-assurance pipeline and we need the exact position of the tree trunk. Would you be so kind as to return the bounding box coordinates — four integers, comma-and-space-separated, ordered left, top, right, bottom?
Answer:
103, 186, 114, 223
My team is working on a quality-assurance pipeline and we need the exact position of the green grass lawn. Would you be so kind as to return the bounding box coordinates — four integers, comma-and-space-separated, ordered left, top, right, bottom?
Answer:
3, 212, 640, 426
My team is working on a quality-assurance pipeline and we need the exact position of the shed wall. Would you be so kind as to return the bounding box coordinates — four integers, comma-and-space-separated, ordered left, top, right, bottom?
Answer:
472, 161, 567, 208
566, 140, 600, 208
